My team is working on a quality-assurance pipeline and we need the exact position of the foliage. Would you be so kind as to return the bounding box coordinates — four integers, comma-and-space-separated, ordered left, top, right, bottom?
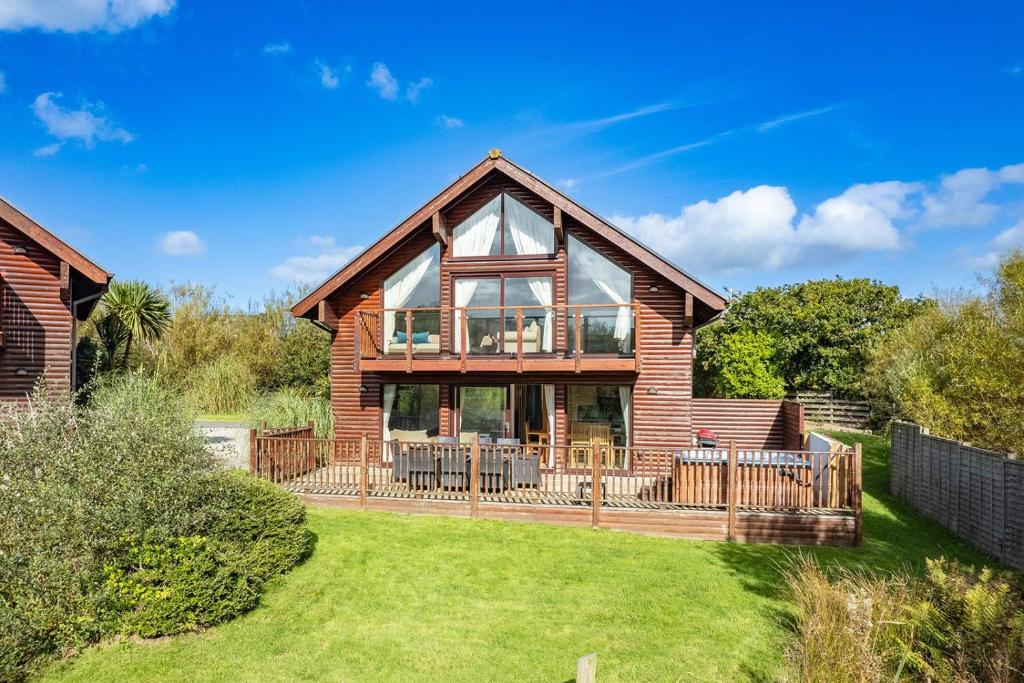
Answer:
248, 387, 333, 439
694, 327, 786, 398
787, 555, 1024, 682
0, 377, 308, 681
865, 250, 1024, 453
92, 281, 172, 371
697, 278, 930, 398
185, 354, 259, 414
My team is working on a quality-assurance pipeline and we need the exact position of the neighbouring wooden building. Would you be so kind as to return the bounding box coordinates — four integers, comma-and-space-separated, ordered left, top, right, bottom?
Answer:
293, 151, 748, 458
0, 197, 112, 400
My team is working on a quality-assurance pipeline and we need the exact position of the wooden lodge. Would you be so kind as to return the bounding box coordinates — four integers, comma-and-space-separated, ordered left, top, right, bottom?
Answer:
0, 197, 111, 400
281, 152, 862, 545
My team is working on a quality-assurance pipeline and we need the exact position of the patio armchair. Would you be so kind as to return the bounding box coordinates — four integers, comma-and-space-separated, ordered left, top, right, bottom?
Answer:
479, 438, 508, 492
498, 437, 540, 489
436, 436, 469, 490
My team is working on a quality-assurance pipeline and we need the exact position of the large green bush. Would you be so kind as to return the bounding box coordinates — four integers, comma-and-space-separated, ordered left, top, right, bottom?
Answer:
0, 376, 310, 681
694, 327, 786, 399
865, 250, 1024, 453
787, 555, 1024, 682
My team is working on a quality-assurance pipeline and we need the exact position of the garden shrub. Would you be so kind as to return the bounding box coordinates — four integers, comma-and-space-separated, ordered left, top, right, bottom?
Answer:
186, 353, 259, 415
0, 376, 310, 681
787, 555, 1024, 682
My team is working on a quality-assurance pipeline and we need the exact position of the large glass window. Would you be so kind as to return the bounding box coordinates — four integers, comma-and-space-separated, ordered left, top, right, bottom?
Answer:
383, 384, 439, 441
454, 275, 553, 354
458, 386, 506, 441
567, 235, 633, 354
567, 385, 631, 466
383, 244, 440, 355
451, 193, 554, 258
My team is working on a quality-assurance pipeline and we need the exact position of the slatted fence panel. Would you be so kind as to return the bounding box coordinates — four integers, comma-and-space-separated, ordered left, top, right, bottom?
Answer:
889, 421, 1022, 569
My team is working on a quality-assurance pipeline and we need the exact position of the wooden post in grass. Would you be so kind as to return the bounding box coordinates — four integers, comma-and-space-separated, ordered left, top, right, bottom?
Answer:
576, 653, 597, 683
359, 432, 368, 509
591, 438, 602, 528
853, 442, 863, 546
470, 433, 480, 518
727, 440, 738, 542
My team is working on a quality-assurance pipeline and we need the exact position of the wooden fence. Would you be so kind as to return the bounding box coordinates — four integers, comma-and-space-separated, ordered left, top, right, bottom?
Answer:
890, 421, 1024, 569
787, 391, 871, 430
250, 426, 863, 547
691, 399, 804, 450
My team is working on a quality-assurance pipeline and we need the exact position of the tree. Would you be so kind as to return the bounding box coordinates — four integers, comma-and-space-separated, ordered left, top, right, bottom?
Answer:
697, 278, 931, 398
865, 250, 1024, 454
98, 281, 172, 370
695, 327, 786, 399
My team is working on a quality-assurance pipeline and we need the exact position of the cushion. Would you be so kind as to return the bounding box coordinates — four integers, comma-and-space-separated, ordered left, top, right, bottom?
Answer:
412, 331, 430, 344
395, 331, 407, 343
391, 429, 430, 443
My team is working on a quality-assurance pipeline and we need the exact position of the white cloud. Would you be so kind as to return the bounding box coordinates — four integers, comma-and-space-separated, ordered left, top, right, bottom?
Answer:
968, 219, 1024, 269
367, 63, 399, 100
263, 41, 291, 55
435, 115, 464, 129
0, 0, 175, 33
308, 235, 336, 248
757, 104, 839, 133
159, 230, 205, 256
613, 180, 919, 274
271, 244, 364, 284
33, 142, 63, 157
316, 60, 340, 89
405, 77, 433, 103
557, 178, 577, 189
921, 163, 1024, 228
32, 92, 133, 149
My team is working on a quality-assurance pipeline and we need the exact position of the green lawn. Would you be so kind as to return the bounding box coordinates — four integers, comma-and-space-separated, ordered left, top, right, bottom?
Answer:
42, 432, 993, 682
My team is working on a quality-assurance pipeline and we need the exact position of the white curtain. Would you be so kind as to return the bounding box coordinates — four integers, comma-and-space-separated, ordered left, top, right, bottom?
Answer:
618, 386, 631, 448
505, 193, 554, 255
383, 247, 436, 353
526, 277, 553, 352
543, 384, 556, 466
382, 383, 396, 445
452, 195, 501, 257
453, 279, 479, 353
573, 237, 632, 344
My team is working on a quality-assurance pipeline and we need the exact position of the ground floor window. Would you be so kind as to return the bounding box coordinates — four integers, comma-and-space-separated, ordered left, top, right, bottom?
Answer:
383, 384, 439, 441
567, 385, 631, 466
457, 385, 506, 441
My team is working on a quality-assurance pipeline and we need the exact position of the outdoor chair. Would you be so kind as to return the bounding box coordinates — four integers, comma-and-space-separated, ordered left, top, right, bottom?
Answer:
479, 440, 508, 492
497, 437, 540, 489
406, 444, 436, 492
436, 436, 469, 490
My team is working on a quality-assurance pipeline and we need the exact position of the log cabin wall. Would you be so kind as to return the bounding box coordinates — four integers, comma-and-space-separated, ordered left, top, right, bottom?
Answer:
0, 219, 73, 400
326, 174, 695, 447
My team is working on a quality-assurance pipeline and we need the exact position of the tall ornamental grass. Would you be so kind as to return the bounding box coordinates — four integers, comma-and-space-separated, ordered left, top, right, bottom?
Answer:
248, 387, 333, 438
186, 353, 258, 414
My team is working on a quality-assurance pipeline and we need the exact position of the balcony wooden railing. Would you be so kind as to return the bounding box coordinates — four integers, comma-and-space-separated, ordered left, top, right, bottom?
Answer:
355, 302, 641, 373
250, 429, 863, 545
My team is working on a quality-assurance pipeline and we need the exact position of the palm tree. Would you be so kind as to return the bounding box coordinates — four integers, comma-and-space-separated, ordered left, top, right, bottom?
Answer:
99, 280, 172, 369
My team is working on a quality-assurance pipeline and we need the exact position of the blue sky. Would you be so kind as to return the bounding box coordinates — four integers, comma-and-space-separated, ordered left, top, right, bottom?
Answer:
1, 1, 1022, 305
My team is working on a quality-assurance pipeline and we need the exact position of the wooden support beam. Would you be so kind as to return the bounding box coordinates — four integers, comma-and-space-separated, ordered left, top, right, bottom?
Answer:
59, 261, 70, 301
405, 310, 413, 373
432, 211, 447, 245
683, 292, 693, 326
318, 300, 339, 331
553, 206, 564, 242
516, 307, 524, 373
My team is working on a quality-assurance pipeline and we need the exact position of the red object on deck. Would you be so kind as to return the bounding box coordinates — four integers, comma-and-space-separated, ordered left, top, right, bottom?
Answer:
696, 428, 719, 447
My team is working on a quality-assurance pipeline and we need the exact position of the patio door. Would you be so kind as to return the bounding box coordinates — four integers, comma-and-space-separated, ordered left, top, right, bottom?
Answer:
456, 386, 508, 441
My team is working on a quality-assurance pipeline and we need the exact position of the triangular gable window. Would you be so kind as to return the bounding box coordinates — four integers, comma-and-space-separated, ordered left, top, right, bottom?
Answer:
451, 193, 554, 258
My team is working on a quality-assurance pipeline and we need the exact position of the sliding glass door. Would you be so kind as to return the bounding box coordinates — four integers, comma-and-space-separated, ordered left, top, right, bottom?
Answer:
453, 275, 553, 355
457, 386, 507, 441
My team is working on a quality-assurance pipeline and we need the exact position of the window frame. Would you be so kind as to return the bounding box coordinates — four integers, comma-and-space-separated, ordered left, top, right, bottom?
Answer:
384, 383, 441, 436
448, 192, 556, 261
449, 270, 556, 355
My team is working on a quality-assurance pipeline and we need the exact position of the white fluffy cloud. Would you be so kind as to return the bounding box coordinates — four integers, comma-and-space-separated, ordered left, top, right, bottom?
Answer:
263, 41, 291, 55
0, 0, 175, 32
968, 219, 1024, 269
366, 63, 399, 100
435, 115, 464, 129
405, 77, 432, 103
316, 61, 340, 89
271, 241, 364, 284
32, 92, 133, 154
921, 163, 1024, 228
613, 181, 920, 274
159, 231, 205, 256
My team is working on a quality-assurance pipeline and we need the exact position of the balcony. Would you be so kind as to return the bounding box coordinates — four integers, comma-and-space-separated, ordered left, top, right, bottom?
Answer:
355, 303, 641, 373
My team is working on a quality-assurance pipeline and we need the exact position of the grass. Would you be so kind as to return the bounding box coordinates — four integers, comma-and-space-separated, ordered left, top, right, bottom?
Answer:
42, 431, 995, 682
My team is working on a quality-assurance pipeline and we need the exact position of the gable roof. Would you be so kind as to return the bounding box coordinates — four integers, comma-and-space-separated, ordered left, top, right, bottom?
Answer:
291, 153, 728, 319
0, 196, 113, 287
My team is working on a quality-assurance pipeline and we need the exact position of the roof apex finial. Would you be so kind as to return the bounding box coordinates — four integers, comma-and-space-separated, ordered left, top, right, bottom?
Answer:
488, 148, 502, 159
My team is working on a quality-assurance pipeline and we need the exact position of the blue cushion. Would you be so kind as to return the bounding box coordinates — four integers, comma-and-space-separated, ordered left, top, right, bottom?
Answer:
395, 331, 407, 343
413, 331, 430, 344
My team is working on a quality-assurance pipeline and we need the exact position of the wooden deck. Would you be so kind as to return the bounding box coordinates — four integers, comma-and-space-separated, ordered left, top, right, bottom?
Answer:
250, 430, 862, 547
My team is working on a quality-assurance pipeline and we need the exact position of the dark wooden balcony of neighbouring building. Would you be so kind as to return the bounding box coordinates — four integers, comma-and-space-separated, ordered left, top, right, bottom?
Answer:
355, 303, 643, 373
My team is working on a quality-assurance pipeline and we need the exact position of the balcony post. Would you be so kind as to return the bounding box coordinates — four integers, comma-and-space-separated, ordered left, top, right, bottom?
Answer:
405, 310, 413, 373
633, 302, 641, 372
516, 307, 524, 373
460, 309, 468, 373
359, 432, 368, 509
727, 440, 738, 541
591, 437, 602, 528
470, 433, 480, 518
574, 305, 582, 373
